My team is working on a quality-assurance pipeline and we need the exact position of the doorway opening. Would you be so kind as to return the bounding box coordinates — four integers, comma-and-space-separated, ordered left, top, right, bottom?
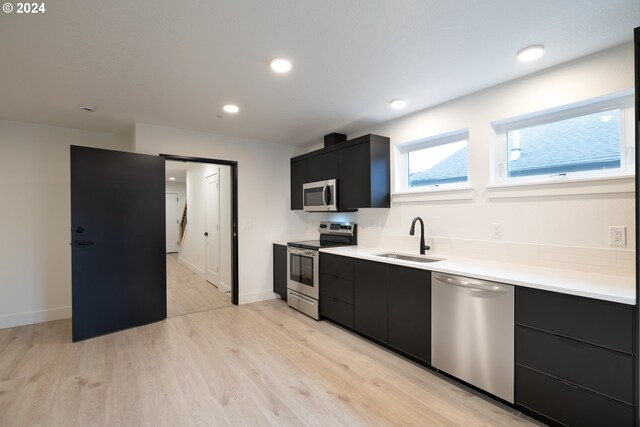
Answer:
163, 155, 239, 316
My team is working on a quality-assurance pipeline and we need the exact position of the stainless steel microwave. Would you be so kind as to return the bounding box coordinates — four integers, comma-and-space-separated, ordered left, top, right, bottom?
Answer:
303, 179, 338, 212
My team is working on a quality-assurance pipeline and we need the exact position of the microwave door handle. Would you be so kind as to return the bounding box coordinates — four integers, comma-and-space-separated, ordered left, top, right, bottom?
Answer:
322, 182, 329, 210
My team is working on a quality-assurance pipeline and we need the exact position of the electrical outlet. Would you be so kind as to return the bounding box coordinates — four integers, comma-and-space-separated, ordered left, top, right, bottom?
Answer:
609, 226, 626, 246
491, 223, 502, 240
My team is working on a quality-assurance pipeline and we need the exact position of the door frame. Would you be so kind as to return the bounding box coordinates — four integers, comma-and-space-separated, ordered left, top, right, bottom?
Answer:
165, 191, 180, 253
161, 154, 239, 305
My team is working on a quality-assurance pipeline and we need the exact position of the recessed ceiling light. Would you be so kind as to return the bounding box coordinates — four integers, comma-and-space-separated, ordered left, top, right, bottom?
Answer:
169, 177, 176, 181
517, 45, 544, 62
223, 104, 239, 114
390, 99, 407, 109
270, 57, 292, 73
79, 104, 96, 112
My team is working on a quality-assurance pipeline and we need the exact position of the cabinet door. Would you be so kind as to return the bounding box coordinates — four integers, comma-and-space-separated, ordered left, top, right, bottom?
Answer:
340, 142, 370, 209
290, 159, 307, 210
354, 259, 387, 342
307, 151, 341, 183
272, 244, 288, 299
387, 265, 430, 363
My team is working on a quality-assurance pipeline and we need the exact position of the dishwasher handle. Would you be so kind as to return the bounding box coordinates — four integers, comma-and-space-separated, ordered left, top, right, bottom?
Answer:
433, 274, 510, 293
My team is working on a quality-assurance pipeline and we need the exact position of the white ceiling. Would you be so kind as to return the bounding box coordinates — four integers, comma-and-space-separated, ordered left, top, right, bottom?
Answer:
0, 1, 638, 146
165, 161, 188, 183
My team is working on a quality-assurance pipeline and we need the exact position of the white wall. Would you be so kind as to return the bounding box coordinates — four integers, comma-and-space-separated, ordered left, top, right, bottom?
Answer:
180, 163, 207, 275
134, 123, 309, 303
166, 181, 186, 219
0, 119, 132, 328
304, 44, 636, 275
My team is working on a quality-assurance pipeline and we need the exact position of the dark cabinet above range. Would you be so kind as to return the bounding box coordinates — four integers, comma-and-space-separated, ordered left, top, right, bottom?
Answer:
290, 134, 390, 211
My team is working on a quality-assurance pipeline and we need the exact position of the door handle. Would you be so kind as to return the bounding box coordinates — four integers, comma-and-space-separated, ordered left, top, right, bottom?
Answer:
75, 241, 95, 247
204, 232, 209, 236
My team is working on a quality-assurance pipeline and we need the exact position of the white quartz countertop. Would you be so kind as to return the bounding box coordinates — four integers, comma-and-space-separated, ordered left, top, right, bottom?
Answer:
319, 246, 636, 305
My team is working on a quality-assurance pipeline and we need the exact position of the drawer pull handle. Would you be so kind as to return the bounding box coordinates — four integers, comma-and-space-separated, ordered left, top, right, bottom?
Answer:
558, 379, 579, 390
331, 275, 340, 279
555, 334, 580, 344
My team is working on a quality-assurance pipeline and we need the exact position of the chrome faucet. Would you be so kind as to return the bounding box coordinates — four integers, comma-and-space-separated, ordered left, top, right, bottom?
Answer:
409, 217, 430, 255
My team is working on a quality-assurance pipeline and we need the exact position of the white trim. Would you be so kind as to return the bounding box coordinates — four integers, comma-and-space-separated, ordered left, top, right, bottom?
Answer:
393, 185, 476, 203
0, 306, 71, 329
239, 289, 279, 305
490, 91, 635, 188
178, 256, 205, 278
486, 175, 634, 199
218, 280, 231, 294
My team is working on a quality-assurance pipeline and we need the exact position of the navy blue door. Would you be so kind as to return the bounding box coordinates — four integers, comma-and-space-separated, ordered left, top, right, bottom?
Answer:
71, 146, 166, 341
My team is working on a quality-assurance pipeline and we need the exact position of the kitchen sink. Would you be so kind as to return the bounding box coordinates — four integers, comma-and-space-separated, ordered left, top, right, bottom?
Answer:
375, 253, 445, 263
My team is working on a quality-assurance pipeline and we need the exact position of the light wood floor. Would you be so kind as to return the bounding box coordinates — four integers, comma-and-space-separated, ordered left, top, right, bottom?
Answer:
0, 299, 541, 426
167, 253, 231, 317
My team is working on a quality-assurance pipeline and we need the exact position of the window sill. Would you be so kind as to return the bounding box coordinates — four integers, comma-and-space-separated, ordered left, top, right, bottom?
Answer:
392, 185, 476, 203
486, 175, 635, 199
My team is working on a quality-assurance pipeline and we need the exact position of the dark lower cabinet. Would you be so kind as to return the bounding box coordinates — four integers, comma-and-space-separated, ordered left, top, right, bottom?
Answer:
272, 244, 287, 299
319, 253, 354, 328
515, 287, 636, 426
387, 265, 430, 363
353, 259, 431, 363
516, 366, 634, 427
354, 259, 388, 343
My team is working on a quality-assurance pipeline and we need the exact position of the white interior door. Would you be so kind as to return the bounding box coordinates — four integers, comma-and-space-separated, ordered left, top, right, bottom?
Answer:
165, 192, 179, 253
205, 172, 220, 286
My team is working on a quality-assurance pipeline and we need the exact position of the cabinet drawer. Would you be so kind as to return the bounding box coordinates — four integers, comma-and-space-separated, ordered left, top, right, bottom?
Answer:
516, 287, 634, 354
320, 253, 353, 280
320, 273, 353, 304
516, 365, 634, 427
320, 295, 353, 328
516, 326, 634, 404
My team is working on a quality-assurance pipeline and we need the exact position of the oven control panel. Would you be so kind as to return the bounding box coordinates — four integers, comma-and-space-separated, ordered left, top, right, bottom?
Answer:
319, 221, 356, 236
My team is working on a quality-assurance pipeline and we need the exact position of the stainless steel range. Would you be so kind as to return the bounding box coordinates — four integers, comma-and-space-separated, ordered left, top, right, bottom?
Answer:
287, 222, 357, 319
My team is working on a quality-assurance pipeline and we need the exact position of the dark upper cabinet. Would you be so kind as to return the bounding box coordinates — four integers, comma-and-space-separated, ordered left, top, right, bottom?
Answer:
272, 244, 288, 299
340, 135, 390, 209
307, 150, 341, 183
354, 259, 388, 342
387, 265, 431, 363
290, 159, 307, 210
289, 134, 390, 211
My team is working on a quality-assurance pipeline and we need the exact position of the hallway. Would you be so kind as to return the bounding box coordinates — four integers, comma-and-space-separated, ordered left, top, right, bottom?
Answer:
167, 253, 231, 317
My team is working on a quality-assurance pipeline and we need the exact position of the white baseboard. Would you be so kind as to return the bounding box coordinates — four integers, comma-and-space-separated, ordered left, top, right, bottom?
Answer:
179, 257, 205, 278
218, 280, 231, 294
0, 306, 71, 330
239, 289, 279, 305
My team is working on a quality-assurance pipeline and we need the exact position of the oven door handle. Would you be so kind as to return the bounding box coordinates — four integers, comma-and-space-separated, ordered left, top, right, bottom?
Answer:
288, 247, 318, 257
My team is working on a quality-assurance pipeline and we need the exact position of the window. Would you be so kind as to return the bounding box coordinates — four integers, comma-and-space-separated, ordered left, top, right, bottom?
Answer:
493, 93, 634, 185
396, 130, 469, 192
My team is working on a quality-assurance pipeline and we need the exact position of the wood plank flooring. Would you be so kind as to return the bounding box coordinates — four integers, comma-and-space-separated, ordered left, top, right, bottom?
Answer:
167, 253, 231, 317
0, 299, 541, 426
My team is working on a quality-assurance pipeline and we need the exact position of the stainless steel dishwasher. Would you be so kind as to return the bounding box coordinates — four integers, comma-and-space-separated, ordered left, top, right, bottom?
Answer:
431, 272, 514, 403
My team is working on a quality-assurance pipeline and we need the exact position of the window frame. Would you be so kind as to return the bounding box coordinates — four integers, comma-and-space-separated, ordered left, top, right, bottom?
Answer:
395, 129, 470, 193
491, 92, 635, 186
